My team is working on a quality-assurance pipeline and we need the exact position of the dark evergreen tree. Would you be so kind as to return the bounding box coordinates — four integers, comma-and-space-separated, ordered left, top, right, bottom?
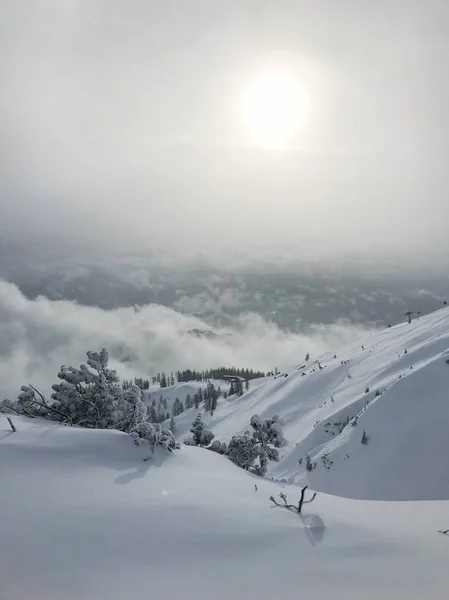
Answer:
147, 405, 157, 423
172, 398, 184, 417
169, 415, 176, 435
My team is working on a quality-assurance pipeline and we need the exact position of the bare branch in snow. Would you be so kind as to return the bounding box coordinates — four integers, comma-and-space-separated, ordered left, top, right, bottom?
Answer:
269, 487, 317, 514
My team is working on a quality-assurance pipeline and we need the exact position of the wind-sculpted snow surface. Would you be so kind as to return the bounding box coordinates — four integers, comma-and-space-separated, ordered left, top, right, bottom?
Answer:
1, 416, 448, 600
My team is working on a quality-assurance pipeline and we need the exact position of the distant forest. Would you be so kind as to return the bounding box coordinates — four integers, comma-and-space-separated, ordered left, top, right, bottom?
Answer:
123, 366, 270, 390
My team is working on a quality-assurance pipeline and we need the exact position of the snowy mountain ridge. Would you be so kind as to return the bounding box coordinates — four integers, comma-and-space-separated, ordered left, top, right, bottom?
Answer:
167, 307, 449, 501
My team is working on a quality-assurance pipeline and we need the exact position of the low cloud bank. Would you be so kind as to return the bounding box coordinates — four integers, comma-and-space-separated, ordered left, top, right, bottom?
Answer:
0, 280, 374, 399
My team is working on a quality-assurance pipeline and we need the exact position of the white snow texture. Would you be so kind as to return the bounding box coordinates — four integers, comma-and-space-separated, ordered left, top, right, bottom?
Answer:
2, 306, 449, 599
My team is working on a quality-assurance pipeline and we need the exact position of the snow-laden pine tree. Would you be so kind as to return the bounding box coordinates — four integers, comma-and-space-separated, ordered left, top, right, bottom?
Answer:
250, 414, 287, 451
1, 385, 73, 423
169, 415, 176, 435
208, 440, 227, 454
185, 394, 193, 410
146, 404, 157, 423
1, 348, 150, 433
172, 398, 184, 417
50, 349, 123, 429
184, 413, 215, 447
225, 414, 287, 476
131, 422, 176, 453
226, 432, 263, 472
116, 384, 146, 433
156, 401, 166, 423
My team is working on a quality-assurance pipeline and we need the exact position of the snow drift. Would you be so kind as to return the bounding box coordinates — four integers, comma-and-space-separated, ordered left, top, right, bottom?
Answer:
1, 415, 448, 600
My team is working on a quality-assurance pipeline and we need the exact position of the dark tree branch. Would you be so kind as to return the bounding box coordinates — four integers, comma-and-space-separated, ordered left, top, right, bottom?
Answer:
298, 485, 317, 513
269, 495, 298, 511
7, 417, 16, 432
4, 403, 35, 418
270, 487, 317, 514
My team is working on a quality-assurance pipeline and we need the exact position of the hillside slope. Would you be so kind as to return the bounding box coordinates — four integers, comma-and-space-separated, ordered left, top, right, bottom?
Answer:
189, 308, 449, 501
1, 416, 448, 600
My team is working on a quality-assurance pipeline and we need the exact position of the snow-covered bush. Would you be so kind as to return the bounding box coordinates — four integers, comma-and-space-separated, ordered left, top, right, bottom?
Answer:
130, 422, 176, 453
305, 454, 316, 471
208, 440, 228, 455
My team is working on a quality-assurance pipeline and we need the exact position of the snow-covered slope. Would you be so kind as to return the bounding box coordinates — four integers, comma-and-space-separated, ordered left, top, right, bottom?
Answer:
1, 415, 448, 600
195, 308, 449, 501
143, 377, 266, 412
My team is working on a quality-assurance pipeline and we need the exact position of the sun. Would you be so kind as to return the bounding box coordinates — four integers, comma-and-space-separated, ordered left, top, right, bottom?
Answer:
239, 68, 310, 149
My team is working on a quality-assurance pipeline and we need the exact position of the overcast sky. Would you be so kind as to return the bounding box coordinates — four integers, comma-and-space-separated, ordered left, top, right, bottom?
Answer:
1, 0, 448, 261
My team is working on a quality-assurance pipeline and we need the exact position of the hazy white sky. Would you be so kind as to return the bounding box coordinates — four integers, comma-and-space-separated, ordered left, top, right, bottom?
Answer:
1, 0, 448, 259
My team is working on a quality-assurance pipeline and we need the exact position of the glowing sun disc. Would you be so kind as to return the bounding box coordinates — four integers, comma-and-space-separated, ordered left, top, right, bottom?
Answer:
240, 68, 310, 148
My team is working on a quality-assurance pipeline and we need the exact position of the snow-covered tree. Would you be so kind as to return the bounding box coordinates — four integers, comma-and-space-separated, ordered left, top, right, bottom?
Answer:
226, 432, 265, 473
116, 385, 146, 433
204, 382, 218, 414
50, 349, 122, 429
169, 415, 176, 435
250, 414, 287, 450
2, 349, 152, 434
185, 394, 193, 410
131, 422, 176, 453
1, 386, 72, 423
225, 414, 287, 477
156, 402, 166, 423
147, 404, 157, 423
185, 413, 215, 447
209, 440, 227, 455
172, 397, 184, 417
